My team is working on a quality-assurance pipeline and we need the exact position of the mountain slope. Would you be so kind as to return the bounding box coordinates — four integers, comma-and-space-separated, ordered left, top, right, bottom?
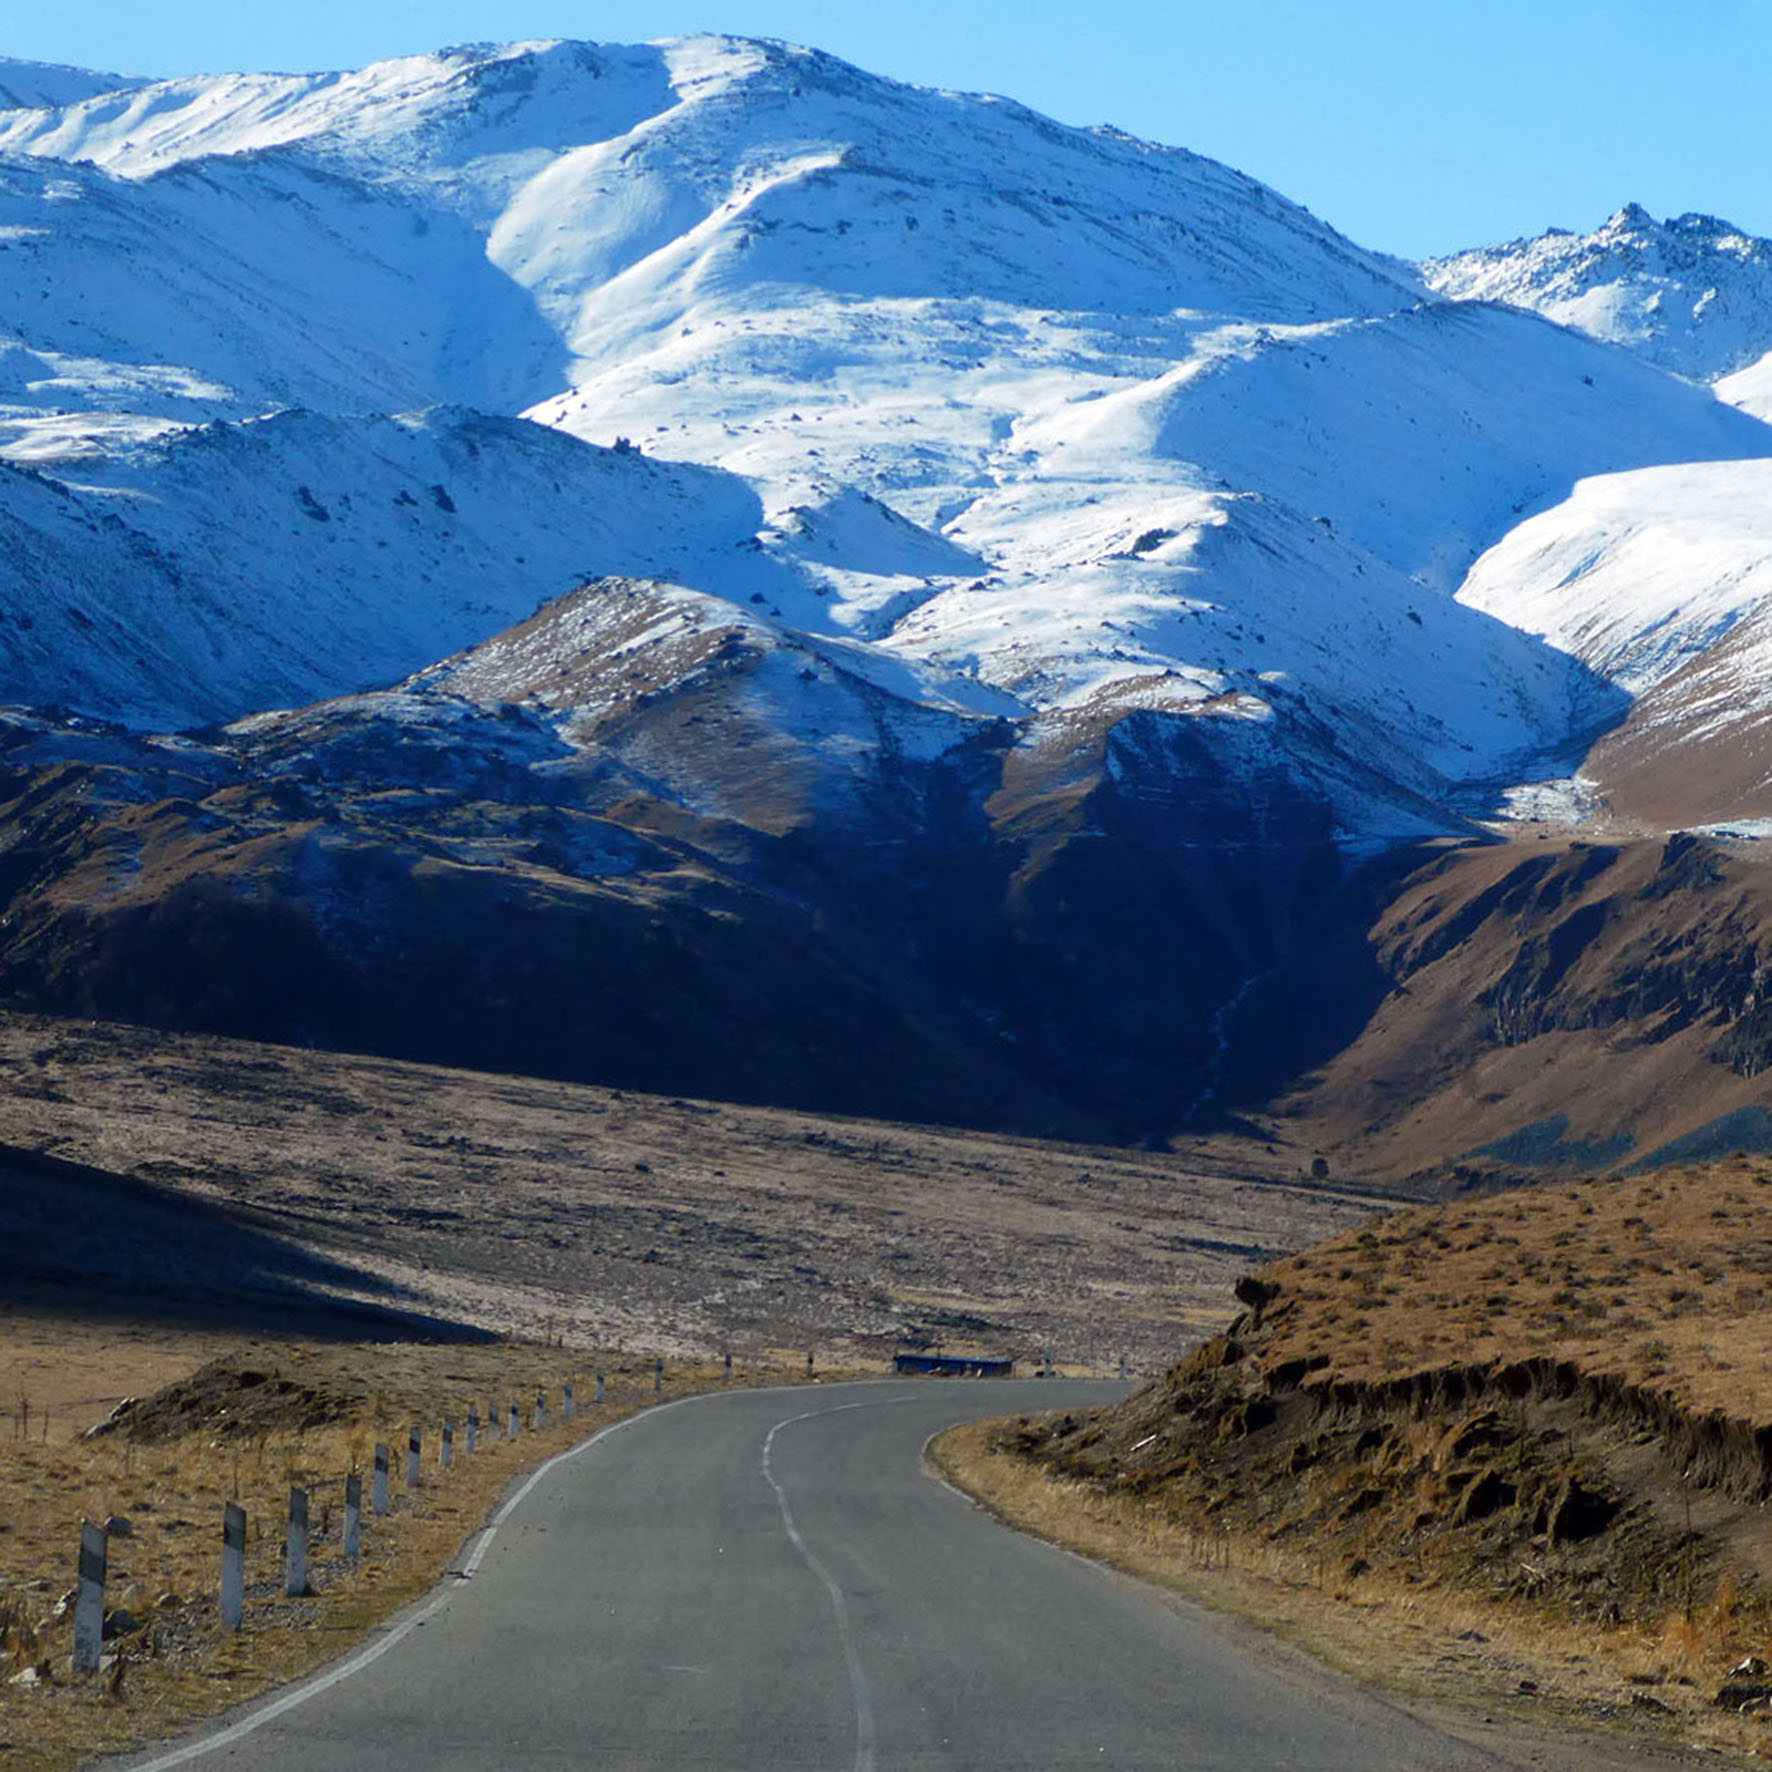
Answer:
4, 39, 1770, 841
1718, 353, 1772, 422
0, 407, 833, 729
0, 148, 563, 451
1458, 459, 1772, 697
1254, 832, 1772, 1185
0, 36, 1770, 1152
1453, 460, 1772, 829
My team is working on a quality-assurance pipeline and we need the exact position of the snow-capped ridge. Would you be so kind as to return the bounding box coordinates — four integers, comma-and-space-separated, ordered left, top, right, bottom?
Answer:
0, 35, 1421, 321
1426, 204, 1772, 382
0, 57, 142, 114
4, 32, 1772, 842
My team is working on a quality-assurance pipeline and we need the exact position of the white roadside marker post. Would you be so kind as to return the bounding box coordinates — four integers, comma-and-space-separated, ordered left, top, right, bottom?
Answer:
654, 1359, 664, 1396
285, 1488, 310, 1597
372, 1443, 390, 1517
407, 1428, 422, 1490
724, 1352, 732, 1385
72, 1521, 106, 1674
441, 1421, 455, 1470
533, 1389, 546, 1432
595, 1372, 606, 1405
508, 1399, 520, 1438
466, 1407, 479, 1455
220, 1503, 245, 1631
343, 1472, 362, 1561
561, 1383, 575, 1423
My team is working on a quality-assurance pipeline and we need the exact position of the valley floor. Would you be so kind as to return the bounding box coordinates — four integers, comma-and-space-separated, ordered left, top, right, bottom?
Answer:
0, 1011, 1381, 1374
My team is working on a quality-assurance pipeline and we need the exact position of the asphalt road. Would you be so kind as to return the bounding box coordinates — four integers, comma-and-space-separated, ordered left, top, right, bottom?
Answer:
125, 1379, 1515, 1771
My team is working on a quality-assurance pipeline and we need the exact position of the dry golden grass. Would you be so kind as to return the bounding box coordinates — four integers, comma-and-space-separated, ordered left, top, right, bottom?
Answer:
1258, 1156, 1772, 1418
0, 1329, 844, 1772
934, 1420, 1772, 1768
2, 1314, 251, 1448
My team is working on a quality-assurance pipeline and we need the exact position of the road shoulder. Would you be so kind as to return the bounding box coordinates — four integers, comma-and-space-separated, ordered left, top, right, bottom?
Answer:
930, 1417, 1721, 1772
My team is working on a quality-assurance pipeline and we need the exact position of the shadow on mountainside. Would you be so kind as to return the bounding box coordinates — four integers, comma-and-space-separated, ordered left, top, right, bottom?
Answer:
0, 1142, 489, 1341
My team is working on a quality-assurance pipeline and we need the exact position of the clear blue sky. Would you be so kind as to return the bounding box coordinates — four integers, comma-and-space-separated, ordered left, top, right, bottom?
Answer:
2, 0, 1765, 259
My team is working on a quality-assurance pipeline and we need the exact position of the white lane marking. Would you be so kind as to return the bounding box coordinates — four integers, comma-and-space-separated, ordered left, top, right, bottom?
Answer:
761, 1401, 883, 1772
123, 1380, 1074, 1772
120, 1394, 701, 1771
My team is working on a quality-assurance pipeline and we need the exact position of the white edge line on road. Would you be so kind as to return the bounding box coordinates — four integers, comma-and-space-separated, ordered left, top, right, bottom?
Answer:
757, 1386, 1121, 1772
120, 1393, 703, 1772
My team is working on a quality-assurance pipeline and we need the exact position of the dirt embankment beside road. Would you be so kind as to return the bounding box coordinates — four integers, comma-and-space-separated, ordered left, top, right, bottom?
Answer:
951, 1157, 1772, 1764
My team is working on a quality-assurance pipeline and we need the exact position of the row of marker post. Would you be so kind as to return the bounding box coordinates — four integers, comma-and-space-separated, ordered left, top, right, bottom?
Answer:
72, 1371, 645, 1672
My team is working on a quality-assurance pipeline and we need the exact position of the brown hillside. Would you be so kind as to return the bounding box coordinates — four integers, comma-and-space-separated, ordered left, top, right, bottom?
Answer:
1259, 831, 1772, 1186
1006, 1158, 1772, 1755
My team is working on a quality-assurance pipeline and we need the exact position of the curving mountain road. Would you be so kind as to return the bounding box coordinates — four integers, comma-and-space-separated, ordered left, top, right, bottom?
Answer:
123, 1380, 1518, 1771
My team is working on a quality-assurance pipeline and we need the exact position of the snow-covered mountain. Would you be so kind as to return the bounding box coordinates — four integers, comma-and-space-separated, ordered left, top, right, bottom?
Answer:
1421, 205, 1772, 829
1424, 203, 1772, 388
2, 36, 1768, 840
4, 35, 1772, 1152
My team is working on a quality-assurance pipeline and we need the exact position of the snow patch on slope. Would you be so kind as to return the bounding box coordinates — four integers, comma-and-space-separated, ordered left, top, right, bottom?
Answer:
1457, 459, 1772, 694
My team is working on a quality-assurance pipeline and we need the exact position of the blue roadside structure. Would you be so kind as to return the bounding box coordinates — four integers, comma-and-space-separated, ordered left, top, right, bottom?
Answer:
892, 1352, 1015, 1377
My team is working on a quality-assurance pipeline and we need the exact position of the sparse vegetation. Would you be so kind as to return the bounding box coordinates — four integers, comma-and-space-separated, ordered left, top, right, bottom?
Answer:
0, 1011, 1381, 1374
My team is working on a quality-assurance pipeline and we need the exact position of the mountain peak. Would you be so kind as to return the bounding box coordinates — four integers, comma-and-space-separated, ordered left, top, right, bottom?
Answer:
1425, 203, 1772, 381
1605, 200, 1657, 233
